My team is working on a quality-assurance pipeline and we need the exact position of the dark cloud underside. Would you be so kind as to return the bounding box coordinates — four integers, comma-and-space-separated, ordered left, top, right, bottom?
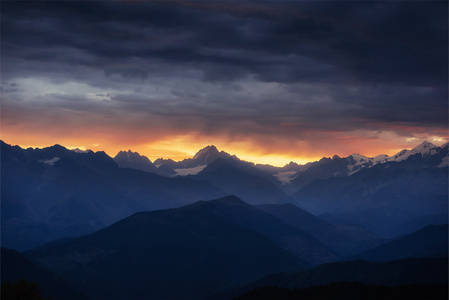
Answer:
1, 1, 447, 155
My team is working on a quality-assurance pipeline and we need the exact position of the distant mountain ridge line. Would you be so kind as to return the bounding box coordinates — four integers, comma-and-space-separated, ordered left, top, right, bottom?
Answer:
4, 140, 447, 168
4, 140, 447, 174
118, 140, 449, 171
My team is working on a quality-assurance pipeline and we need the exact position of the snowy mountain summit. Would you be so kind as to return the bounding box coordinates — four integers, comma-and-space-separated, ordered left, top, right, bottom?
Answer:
387, 141, 439, 162
345, 141, 447, 175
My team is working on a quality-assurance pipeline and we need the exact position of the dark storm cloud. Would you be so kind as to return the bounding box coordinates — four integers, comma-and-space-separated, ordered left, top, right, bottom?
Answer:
1, 0, 447, 143
4, 1, 445, 84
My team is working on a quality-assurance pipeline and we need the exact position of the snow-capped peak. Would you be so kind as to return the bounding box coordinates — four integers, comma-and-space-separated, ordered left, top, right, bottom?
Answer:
347, 153, 375, 175
388, 141, 438, 162
411, 141, 437, 154
350, 153, 369, 162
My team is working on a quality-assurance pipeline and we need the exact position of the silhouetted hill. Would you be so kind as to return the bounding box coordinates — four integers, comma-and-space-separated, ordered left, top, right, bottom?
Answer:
1, 141, 225, 250
216, 257, 448, 300
27, 196, 314, 300
1, 248, 88, 300
349, 224, 448, 261
233, 282, 448, 300
191, 196, 338, 265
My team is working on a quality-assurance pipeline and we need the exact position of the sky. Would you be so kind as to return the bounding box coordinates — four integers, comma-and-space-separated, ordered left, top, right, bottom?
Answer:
1, 1, 448, 166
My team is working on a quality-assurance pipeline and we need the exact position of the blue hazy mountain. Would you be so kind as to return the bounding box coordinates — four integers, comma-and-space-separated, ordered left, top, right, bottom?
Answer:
256, 203, 382, 256
293, 157, 448, 237
113, 149, 159, 173
1, 141, 225, 250
191, 158, 293, 205
26, 196, 328, 300
272, 141, 448, 193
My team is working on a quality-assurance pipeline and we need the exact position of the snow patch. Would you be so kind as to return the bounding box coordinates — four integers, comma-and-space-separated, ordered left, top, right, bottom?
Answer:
174, 165, 207, 176
373, 154, 389, 164
274, 170, 297, 185
438, 154, 449, 168
71, 148, 91, 153
347, 153, 374, 175
39, 157, 60, 166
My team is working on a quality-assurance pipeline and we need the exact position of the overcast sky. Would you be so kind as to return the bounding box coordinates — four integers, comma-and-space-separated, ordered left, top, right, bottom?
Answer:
1, 1, 448, 165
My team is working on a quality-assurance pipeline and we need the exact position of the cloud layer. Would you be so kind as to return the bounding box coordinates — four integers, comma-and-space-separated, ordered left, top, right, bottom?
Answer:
1, 1, 447, 163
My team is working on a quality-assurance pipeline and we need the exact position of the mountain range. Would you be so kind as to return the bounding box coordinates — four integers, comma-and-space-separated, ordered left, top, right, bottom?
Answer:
114, 140, 448, 237
2, 139, 447, 251
117, 141, 447, 189
17, 197, 447, 300
1, 141, 225, 250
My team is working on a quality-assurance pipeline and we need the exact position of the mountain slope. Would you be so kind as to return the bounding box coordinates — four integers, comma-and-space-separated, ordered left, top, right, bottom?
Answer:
235, 257, 448, 296
195, 196, 338, 264
256, 203, 381, 256
153, 145, 232, 173
26, 196, 311, 300
1, 248, 88, 300
349, 224, 448, 261
192, 158, 293, 205
293, 158, 448, 237
113, 150, 159, 173
273, 141, 448, 193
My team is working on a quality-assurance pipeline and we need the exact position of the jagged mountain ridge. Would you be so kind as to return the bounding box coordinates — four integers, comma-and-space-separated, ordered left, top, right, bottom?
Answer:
153, 145, 233, 171
112, 141, 448, 194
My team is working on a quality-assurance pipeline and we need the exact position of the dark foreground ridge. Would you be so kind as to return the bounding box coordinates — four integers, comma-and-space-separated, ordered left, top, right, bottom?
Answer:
234, 282, 448, 300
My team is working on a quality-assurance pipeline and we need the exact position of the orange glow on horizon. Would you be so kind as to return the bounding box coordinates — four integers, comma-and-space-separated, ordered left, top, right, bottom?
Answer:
2, 131, 448, 167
